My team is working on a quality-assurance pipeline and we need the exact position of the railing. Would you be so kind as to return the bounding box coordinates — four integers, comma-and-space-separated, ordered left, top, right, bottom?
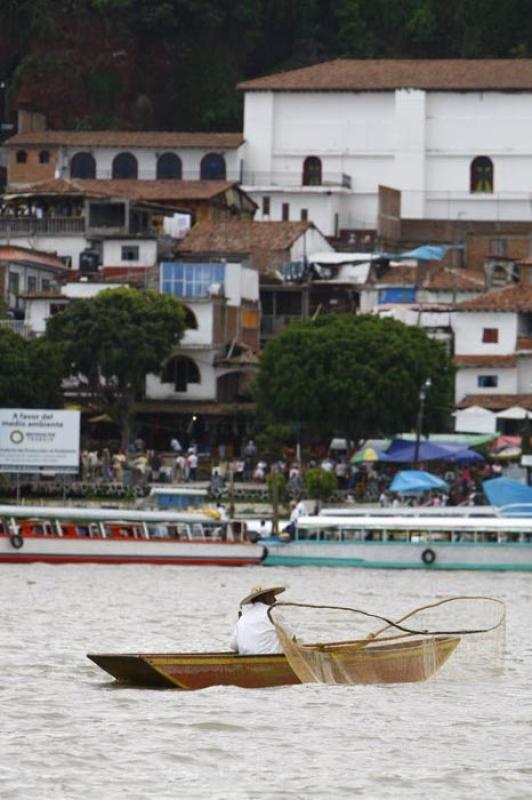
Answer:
0, 217, 86, 235
241, 171, 352, 189
61, 168, 242, 182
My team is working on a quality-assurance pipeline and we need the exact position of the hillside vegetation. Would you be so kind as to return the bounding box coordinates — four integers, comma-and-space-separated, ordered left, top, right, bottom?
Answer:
2, 1, 532, 131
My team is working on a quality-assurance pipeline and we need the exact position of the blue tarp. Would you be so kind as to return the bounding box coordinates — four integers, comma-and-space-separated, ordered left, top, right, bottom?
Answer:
382, 439, 484, 464
381, 245, 464, 262
389, 470, 448, 494
482, 477, 532, 515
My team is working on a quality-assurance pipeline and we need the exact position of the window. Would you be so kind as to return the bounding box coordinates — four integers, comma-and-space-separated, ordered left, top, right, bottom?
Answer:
59, 255, 73, 269
302, 156, 322, 186
162, 356, 200, 392
16, 150, 27, 164
490, 239, 507, 256
70, 152, 96, 179
200, 153, 226, 180
300, 208, 308, 221
478, 375, 498, 388
242, 309, 259, 328
41, 279, 51, 291
157, 153, 182, 180
112, 152, 138, 179
121, 245, 140, 261
282, 202, 289, 221
39, 150, 50, 164
482, 328, 499, 343
183, 306, 198, 329
8, 273, 19, 294
161, 262, 225, 298
262, 196, 270, 216
470, 156, 494, 193
27, 276, 37, 292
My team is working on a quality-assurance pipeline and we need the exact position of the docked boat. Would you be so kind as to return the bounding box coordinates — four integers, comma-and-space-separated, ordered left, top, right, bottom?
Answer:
262, 513, 532, 570
0, 504, 265, 566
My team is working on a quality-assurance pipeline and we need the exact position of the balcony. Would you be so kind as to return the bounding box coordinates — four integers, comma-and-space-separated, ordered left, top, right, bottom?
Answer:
261, 314, 302, 338
0, 217, 85, 236
241, 171, 352, 190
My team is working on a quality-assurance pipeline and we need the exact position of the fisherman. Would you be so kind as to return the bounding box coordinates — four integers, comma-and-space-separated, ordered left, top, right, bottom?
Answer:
229, 585, 285, 655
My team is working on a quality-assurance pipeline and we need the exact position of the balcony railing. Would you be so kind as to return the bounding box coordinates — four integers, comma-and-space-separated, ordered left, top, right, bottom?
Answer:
0, 217, 86, 236
241, 171, 352, 189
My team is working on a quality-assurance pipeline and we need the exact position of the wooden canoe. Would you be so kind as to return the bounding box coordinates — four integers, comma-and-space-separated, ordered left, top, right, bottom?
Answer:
88, 635, 459, 689
87, 652, 300, 689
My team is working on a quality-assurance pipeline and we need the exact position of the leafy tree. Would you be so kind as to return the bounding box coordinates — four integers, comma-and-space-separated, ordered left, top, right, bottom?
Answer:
45, 288, 186, 448
304, 466, 337, 501
256, 314, 454, 442
0, 328, 64, 408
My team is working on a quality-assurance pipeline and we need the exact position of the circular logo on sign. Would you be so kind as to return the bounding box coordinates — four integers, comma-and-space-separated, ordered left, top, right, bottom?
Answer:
10, 430, 24, 445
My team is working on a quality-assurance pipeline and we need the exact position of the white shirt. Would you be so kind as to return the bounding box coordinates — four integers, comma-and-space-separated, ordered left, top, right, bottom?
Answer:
229, 602, 283, 655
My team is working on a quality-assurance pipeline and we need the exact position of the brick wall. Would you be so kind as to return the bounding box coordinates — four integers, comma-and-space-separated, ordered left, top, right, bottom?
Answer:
9, 145, 59, 184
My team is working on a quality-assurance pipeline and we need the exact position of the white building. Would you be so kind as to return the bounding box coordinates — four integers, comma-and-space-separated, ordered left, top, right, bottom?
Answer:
238, 59, 532, 236
454, 262, 532, 433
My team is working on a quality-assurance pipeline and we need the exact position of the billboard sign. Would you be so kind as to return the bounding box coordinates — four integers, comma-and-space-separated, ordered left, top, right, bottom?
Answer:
0, 409, 80, 473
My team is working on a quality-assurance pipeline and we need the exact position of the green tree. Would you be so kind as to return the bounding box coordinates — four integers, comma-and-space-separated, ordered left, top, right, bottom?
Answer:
0, 327, 64, 408
256, 314, 454, 442
304, 466, 337, 501
45, 288, 186, 448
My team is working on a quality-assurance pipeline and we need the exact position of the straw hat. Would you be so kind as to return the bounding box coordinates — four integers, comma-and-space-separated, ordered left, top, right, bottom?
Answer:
240, 585, 286, 606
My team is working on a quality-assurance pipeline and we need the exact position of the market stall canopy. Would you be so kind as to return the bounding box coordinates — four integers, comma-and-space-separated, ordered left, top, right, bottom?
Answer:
389, 470, 448, 494
382, 439, 484, 464
482, 477, 532, 516
351, 445, 388, 463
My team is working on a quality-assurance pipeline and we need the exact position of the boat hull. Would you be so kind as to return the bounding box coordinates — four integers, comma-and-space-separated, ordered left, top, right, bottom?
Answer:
87, 652, 300, 689
263, 540, 532, 571
0, 535, 265, 566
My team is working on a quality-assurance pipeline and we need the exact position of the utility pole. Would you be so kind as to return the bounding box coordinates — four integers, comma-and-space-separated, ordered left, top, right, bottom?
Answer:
414, 378, 432, 467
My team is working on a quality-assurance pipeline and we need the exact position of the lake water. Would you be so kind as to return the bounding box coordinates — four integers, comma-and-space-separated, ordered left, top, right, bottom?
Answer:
2, 564, 531, 800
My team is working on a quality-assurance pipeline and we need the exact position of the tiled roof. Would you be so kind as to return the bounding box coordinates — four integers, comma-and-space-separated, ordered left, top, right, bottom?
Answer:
423, 267, 486, 291
0, 245, 66, 271
7, 178, 242, 202
6, 131, 244, 149
179, 220, 314, 253
458, 283, 532, 312
372, 264, 486, 290
238, 59, 532, 92
453, 355, 517, 367
457, 394, 532, 410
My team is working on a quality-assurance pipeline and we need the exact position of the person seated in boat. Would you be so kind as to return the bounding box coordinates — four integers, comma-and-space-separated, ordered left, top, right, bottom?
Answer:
229, 585, 286, 656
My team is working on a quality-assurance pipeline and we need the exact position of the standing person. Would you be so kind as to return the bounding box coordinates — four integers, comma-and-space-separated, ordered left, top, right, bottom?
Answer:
113, 449, 126, 483
243, 439, 257, 481
229, 585, 286, 655
187, 449, 198, 482
101, 448, 112, 481
175, 452, 186, 482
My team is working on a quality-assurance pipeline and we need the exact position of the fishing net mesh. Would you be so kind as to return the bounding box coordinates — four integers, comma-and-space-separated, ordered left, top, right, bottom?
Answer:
269, 597, 506, 685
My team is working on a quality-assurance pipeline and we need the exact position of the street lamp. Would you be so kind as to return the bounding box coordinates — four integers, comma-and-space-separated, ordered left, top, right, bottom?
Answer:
414, 378, 432, 467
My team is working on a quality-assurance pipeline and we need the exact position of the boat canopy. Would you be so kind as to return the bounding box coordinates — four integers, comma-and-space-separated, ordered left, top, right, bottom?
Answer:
482, 477, 532, 516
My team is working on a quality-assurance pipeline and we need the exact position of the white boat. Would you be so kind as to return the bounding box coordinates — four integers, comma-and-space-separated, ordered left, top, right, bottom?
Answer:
262, 513, 532, 571
0, 504, 265, 566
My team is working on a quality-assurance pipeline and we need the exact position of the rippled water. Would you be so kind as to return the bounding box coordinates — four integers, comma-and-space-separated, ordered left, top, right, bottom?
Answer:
2, 564, 531, 799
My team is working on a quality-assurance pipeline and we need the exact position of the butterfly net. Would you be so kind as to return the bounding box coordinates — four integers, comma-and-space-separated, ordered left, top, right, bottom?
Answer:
268, 596, 506, 685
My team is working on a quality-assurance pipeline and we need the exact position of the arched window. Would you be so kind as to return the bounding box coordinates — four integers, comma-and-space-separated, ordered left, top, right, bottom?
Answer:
162, 356, 200, 392
200, 153, 226, 180
39, 150, 50, 164
112, 152, 138, 179
156, 153, 182, 180
70, 152, 96, 179
470, 156, 494, 193
302, 156, 322, 186
183, 306, 198, 329
16, 150, 27, 164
